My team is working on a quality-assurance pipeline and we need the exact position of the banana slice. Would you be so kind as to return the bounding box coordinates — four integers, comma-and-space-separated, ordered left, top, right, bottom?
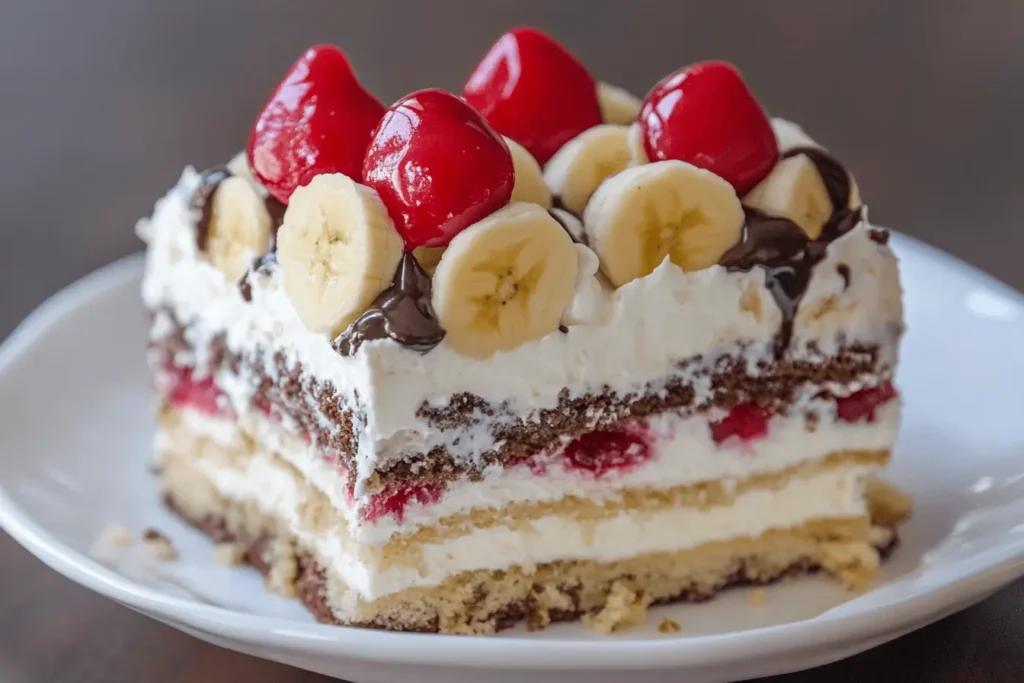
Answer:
205, 175, 272, 281
277, 174, 404, 335
597, 82, 642, 125
627, 122, 649, 166
504, 137, 552, 208
770, 118, 818, 152
432, 202, 578, 359
543, 124, 632, 216
413, 246, 445, 275
226, 152, 268, 197
584, 161, 744, 287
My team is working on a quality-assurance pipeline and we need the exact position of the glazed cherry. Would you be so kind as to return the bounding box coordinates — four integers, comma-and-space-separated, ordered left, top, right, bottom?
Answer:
362, 481, 444, 523
463, 27, 603, 165
709, 403, 770, 444
836, 382, 898, 423
247, 44, 386, 204
639, 61, 778, 195
563, 430, 652, 478
362, 88, 514, 249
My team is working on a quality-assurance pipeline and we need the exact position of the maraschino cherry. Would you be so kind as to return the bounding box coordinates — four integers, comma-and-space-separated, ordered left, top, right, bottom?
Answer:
362, 88, 514, 249
247, 45, 386, 204
463, 27, 602, 165
639, 61, 777, 195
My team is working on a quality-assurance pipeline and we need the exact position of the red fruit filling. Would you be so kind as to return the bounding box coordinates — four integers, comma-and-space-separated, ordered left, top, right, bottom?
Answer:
165, 366, 228, 417
710, 403, 770, 445
362, 482, 444, 523
836, 382, 898, 423
563, 430, 652, 478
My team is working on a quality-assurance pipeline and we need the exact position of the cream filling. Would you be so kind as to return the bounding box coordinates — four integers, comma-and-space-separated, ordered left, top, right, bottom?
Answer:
194, 400, 899, 544
194, 449, 878, 601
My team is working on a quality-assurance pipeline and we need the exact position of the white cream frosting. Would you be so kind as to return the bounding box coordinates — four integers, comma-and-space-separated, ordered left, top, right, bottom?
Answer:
195, 445, 877, 600
139, 164, 902, 489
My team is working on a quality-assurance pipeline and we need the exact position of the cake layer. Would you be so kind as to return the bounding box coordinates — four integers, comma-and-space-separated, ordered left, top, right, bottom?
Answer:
139, 168, 903, 492
158, 415, 887, 602
164, 453, 891, 633
164, 398, 896, 543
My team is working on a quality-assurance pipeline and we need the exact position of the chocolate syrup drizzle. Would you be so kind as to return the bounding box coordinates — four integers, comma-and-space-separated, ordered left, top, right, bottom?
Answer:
190, 166, 287, 252
238, 251, 278, 303
719, 146, 867, 357
333, 253, 446, 356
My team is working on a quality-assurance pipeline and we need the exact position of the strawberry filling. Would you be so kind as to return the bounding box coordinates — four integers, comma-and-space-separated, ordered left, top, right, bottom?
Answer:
562, 429, 652, 478
709, 403, 771, 445
835, 382, 898, 423
362, 482, 444, 523
165, 366, 229, 417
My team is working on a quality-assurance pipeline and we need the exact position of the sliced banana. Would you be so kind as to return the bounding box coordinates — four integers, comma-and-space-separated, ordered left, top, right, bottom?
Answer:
597, 82, 642, 125
277, 174, 404, 336
504, 137, 552, 208
584, 161, 744, 287
549, 207, 586, 243
432, 202, 578, 359
413, 246, 445, 275
743, 155, 832, 239
770, 118, 818, 152
226, 152, 268, 198
543, 124, 632, 216
627, 122, 649, 166
205, 175, 272, 282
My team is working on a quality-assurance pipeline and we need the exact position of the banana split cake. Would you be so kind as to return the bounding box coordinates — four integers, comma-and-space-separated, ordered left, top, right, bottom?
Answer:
140, 28, 909, 634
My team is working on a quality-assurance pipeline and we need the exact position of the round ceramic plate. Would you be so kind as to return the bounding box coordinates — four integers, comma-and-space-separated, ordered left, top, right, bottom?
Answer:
1, 235, 1023, 683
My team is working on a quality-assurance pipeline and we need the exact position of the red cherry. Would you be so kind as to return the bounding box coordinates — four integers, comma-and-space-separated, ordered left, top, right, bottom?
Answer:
362, 89, 514, 249
836, 382, 898, 423
563, 430, 652, 478
362, 481, 444, 523
462, 27, 602, 165
710, 403, 770, 444
247, 44, 385, 204
639, 61, 778, 195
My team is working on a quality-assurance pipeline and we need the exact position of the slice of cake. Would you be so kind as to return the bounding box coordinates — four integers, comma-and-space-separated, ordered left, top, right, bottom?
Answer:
140, 28, 908, 634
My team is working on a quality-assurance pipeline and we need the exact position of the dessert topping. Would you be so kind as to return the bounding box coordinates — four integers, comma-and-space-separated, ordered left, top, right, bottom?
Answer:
583, 160, 745, 287
596, 82, 642, 126
247, 45, 386, 204
200, 174, 273, 281
276, 173, 403, 336
362, 89, 514, 250
463, 27, 603, 164
334, 253, 445, 356
639, 61, 777, 195
431, 203, 578, 359
720, 146, 864, 356
504, 136, 553, 208
543, 124, 632, 216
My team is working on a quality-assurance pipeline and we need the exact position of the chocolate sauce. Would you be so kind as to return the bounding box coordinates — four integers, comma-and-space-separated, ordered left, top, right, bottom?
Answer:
190, 166, 233, 250
550, 196, 582, 221
334, 253, 445, 356
238, 251, 278, 302
869, 228, 890, 245
721, 147, 863, 357
191, 166, 287, 251
837, 263, 851, 290
548, 208, 588, 245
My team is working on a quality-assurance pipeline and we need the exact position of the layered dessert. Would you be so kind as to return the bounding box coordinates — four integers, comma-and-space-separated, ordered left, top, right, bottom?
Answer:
140, 28, 909, 634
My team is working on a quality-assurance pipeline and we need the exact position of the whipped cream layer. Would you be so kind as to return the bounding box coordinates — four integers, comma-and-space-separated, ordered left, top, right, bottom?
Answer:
176, 401, 897, 545
140, 167, 902, 486
192, 439, 877, 600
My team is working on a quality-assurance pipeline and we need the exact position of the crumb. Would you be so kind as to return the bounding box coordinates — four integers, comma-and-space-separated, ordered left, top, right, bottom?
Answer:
141, 528, 178, 561
99, 523, 133, 548
819, 541, 879, 591
211, 542, 246, 566
749, 588, 766, 607
265, 538, 297, 597
526, 584, 575, 632
584, 581, 651, 634
865, 477, 913, 527
658, 618, 681, 634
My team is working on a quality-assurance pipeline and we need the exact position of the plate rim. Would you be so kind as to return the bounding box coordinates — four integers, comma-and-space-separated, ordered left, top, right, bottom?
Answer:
1, 237, 1023, 671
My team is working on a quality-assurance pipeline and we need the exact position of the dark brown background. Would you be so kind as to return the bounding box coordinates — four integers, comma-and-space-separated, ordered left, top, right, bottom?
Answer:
1, 1, 1022, 681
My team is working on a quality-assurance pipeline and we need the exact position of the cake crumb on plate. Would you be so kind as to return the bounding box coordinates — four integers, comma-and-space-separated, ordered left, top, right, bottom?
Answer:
658, 618, 681, 634
141, 528, 177, 561
583, 581, 650, 634
749, 588, 766, 607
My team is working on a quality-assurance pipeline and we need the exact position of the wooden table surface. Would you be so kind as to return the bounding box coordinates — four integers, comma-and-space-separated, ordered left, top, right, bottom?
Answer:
1, 1, 1023, 680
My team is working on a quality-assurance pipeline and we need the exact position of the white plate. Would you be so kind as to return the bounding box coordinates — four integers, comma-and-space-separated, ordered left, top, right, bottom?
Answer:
1, 235, 1023, 683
